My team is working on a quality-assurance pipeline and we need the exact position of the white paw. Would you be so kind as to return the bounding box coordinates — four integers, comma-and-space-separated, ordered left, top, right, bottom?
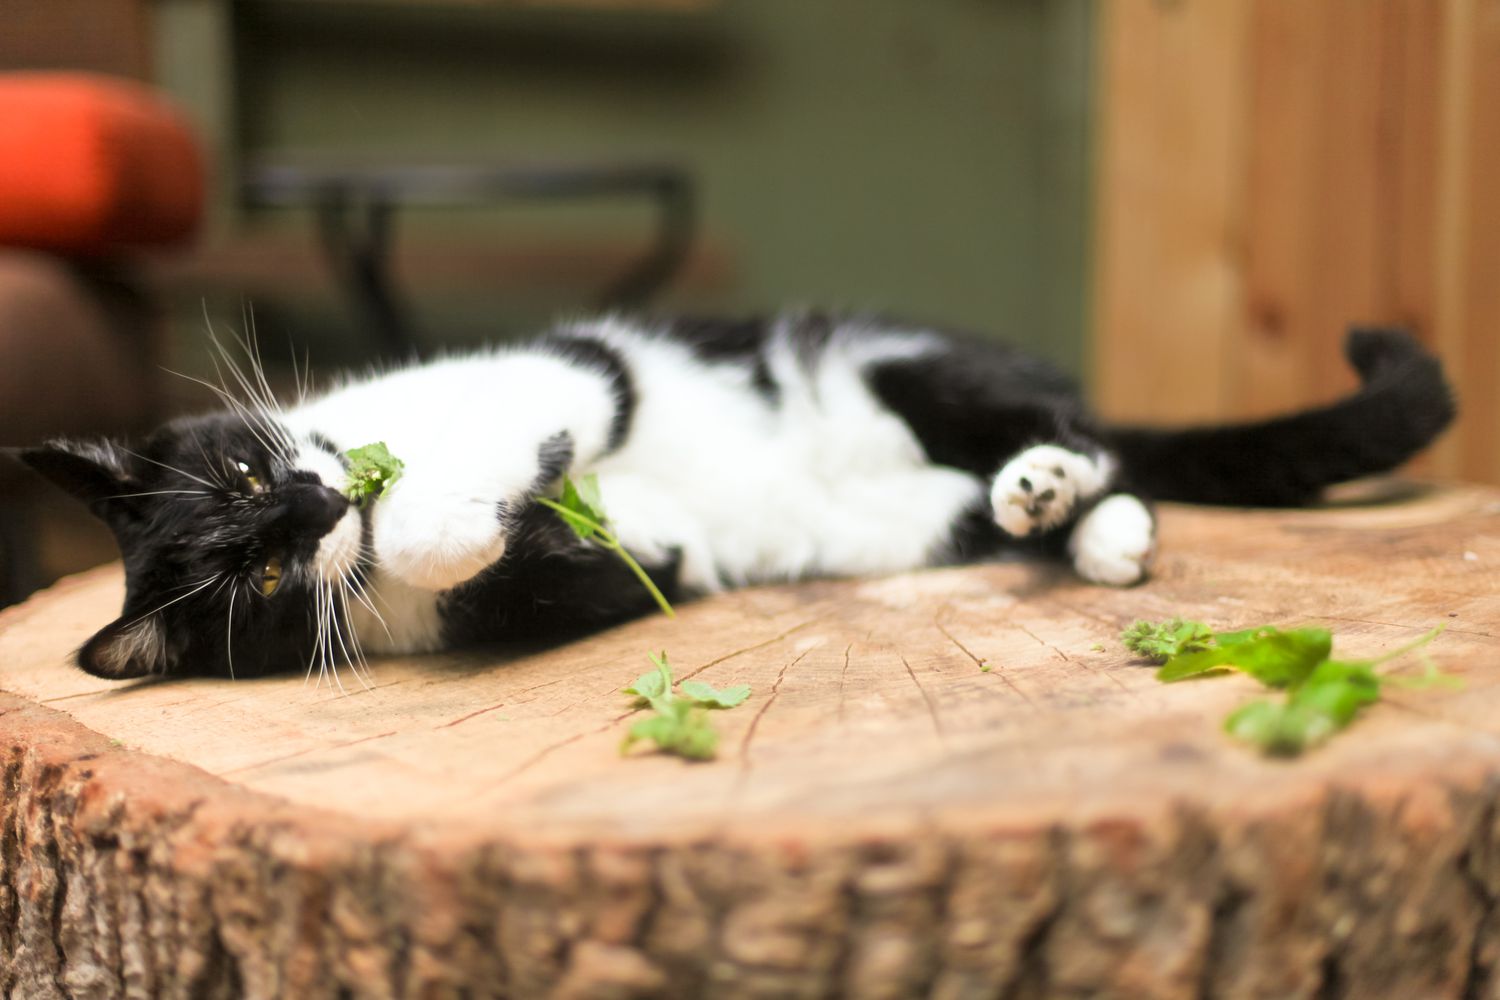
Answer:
1069, 493, 1155, 586
373, 494, 508, 592
990, 445, 1112, 537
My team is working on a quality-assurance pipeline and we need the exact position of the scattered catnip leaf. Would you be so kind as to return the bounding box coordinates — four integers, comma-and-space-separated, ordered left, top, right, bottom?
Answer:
624, 668, 668, 707
343, 442, 404, 504
1121, 618, 1215, 662
1130, 618, 1453, 756
624, 707, 719, 761
619, 652, 751, 761
679, 679, 752, 709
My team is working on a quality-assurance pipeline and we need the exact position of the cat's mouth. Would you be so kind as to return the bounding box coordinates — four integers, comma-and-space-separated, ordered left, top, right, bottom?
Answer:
290, 443, 366, 582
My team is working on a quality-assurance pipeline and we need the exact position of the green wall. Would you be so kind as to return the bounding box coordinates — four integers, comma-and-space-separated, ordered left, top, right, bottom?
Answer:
161, 0, 1093, 373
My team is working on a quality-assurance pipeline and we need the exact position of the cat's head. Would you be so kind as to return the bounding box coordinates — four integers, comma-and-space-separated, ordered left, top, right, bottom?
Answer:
17, 412, 362, 680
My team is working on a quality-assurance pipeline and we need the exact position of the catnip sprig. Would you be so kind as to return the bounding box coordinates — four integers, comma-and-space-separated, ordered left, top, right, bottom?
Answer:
342, 442, 404, 505
1121, 618, 1215, 662
620, 652, 751, 760
537, 474, 675, 618
1124, 618, 1451, 756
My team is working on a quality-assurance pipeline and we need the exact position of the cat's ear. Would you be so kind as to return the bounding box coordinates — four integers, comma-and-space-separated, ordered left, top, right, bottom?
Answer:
11, 439, 141, 518
78, 614, 170, 680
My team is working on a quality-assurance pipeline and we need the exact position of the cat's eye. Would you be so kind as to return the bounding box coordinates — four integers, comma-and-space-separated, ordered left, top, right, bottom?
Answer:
235, 460, 267, 496
257, 555, 283, 597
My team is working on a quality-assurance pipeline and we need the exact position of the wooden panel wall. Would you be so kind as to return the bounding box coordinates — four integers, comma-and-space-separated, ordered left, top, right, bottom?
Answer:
1093, 0, 1500, 482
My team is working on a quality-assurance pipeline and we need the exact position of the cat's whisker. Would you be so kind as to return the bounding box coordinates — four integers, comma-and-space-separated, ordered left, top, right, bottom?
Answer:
240, 307, 290, 422
101, 490, 211, 500
334, 584, 375, 690
290, 343, 313, 404
326, 583, 361, 681
324, 580, 349, 695
163, 349, 282, 450
207, 356, 294, 461
341, 579, 379, 687
205, 322, 296, 460
165, 363, 291, 463
189, 433, 233, 490
198, 316, 296, 460
225, 582, 238, 682
122, 575, 220, 628
120, 448, 221, 492
344, 571, 392, 643
305, 578, 328, 686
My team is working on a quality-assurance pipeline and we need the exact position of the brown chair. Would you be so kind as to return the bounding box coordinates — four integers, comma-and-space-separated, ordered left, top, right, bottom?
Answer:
0, 72, 204, 604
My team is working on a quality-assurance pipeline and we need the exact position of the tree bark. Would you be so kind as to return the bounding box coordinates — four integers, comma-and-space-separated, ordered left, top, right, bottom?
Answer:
3, 482, 1499, 998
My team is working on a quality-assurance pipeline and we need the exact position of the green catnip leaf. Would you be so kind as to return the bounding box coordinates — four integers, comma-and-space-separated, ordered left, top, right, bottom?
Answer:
619, 652, 749, 760
342, 442, 404, 504
537, 474, 676, 617
679, 680, 752, 709
1132, 618, 1453, 757
1121, 618, 1215, 662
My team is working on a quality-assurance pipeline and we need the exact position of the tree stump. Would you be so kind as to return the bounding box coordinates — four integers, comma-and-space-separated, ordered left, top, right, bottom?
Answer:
3, 483, 1500, 999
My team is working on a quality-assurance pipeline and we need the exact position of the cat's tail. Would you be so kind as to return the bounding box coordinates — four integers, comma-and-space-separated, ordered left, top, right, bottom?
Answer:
1103, 328, 1456, 506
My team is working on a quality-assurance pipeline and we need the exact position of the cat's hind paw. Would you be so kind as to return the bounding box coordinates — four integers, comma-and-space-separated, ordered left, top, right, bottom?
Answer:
1068, 493, 1155, 586
990, 444, 1112, 537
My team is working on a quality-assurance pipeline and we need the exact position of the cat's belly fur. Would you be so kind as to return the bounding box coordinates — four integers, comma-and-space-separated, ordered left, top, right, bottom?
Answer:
590, 330, 982, 589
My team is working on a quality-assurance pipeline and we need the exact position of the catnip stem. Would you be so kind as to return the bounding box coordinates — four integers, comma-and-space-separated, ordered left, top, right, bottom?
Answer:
536, 499, 677, 618
1363, 623, 1446, 667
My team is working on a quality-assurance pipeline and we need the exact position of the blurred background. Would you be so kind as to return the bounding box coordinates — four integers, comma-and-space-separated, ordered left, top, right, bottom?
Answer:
0, 0, 1495, 607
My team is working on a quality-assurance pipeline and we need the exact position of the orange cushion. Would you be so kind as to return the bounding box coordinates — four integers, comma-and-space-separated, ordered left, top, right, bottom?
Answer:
0, 73, 204, 255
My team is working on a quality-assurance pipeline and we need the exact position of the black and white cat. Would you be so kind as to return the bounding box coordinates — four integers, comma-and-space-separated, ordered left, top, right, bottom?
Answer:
15, 312, 1453, 682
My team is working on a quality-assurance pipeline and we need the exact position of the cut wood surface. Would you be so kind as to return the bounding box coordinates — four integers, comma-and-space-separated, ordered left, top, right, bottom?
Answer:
4, 483, 1500, 998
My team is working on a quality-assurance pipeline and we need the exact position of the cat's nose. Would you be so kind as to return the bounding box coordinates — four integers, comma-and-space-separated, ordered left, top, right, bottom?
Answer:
285, 484, 351, 537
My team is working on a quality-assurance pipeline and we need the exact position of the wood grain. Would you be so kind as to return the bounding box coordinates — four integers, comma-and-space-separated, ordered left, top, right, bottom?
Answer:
4, 485, 1500, 996
1093, 0, 1500, 483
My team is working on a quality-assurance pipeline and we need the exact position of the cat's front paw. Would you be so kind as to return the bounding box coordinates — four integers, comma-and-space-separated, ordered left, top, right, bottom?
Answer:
373, 496, 508, 592
990, 444, 1111, 537
1069, 493, 1155, 586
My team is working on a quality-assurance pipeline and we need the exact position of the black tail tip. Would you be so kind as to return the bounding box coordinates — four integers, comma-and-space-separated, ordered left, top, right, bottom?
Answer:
1344, 327, 1433, 380
1344, 325, 1457, 440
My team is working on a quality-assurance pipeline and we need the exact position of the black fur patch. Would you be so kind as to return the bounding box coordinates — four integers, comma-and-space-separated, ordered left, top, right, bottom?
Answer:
867, 339, 1091, 478
535, 333, 636, 452
663, 314, 780, 403
307, 431, 345, 461
439, 503, 682, 647
531, 430, 575, 495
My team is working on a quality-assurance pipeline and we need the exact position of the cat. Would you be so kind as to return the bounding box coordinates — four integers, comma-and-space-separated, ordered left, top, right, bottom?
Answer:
13, 312, 1454, 683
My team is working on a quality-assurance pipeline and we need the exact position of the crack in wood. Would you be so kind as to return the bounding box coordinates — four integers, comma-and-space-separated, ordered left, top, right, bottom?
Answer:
737, 648, 813, 769
900, 654, 947, 751
676, 616, 826, 684
435, 701, 510, 730
933, 621, 1037, 710
490, 711, 634, 787
1016, 622, 1133, 695
837, 643, 852, 727
40, 689, 119, 704
218, 730, 398, 777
